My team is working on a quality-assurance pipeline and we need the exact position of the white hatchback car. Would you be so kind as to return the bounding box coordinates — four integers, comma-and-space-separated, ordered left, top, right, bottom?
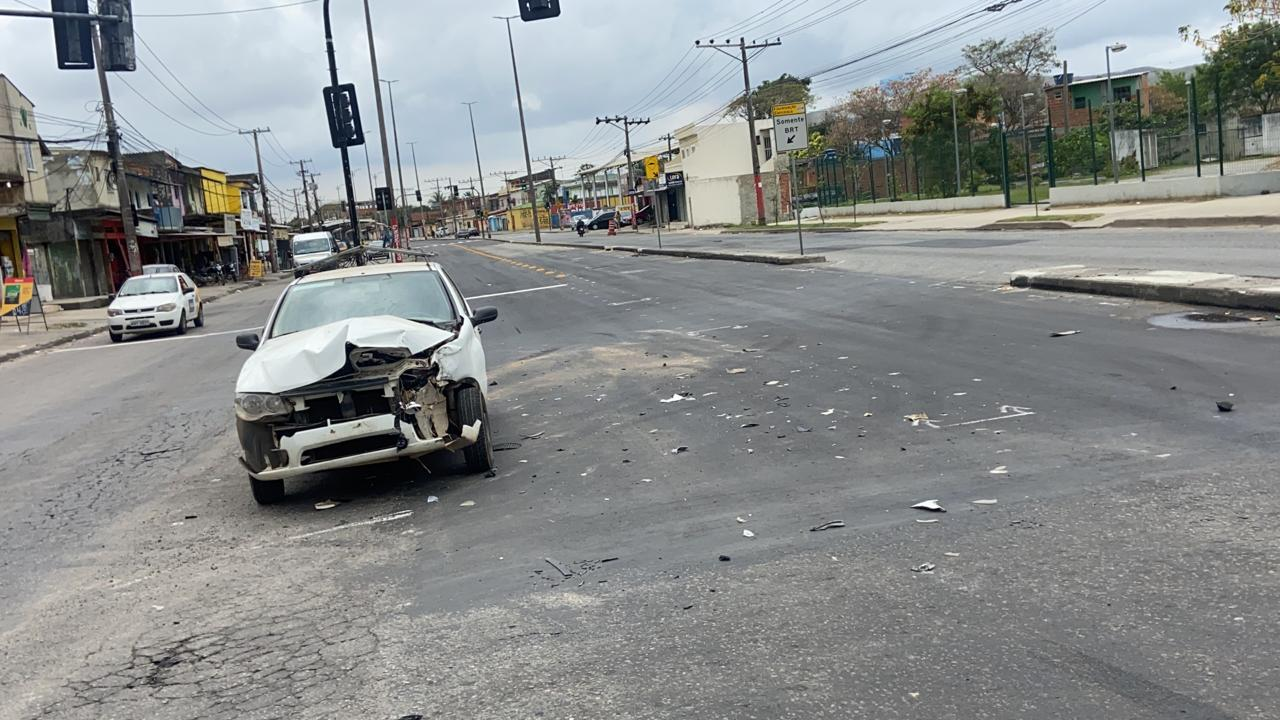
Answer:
107, 272, 204, 342
233, 262, 498, 504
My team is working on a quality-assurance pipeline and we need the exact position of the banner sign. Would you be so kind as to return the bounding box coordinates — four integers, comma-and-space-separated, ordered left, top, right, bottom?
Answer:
1, 277, 34, 317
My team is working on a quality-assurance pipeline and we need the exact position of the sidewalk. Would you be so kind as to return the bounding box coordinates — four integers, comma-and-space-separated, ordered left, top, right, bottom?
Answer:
0, 274, 286, 365
1011, 266, 1280, 313
762, 194, 1280, 233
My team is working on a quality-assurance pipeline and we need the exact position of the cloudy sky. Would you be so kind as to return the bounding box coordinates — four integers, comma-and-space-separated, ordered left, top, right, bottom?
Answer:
1, 0, 1230, 215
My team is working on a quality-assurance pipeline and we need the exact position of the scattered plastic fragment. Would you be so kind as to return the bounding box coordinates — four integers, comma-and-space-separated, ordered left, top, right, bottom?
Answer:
911, 563, 936, 574
903, 412, 930, 427
727, 368, 747, 374
741, 423, 759, 428
427, 496, 439, 504
736, 516, 747, 524
660, 393, 694, 403
916, 519, 940, 524
990, 466, 1009, 475
971, 499, 998, 505
764, 380, 780, 386
911, 500, 946, 512
522, 431, 545, 440
821, 409, 835, 416
944, 552, 960, 557
864, 412, 874, 418
1217, 401, 1234, 412
810, 520, 846, 532
314, 500, 338, 511
1051, 330, 1080, 337
797, 426, 812, 433
742, 529, 756, 538
719, 555, 731, 562
459, 500, 476, 507
671, 446, 689, 455
544, 557, 573, 578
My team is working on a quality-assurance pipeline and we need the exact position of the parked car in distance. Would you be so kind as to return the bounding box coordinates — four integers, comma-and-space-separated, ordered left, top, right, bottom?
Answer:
291, 231, 340, 268
142, 263, 181, 275
584, 210, 619, 230
233, 262, 500, 504
106, 272, 204, 343
455, 228, 481, 239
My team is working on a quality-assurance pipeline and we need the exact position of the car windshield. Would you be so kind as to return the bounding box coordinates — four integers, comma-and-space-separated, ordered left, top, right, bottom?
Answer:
293, 237, 331, 255
118, 276, 178, 296
270, 271, 456, 338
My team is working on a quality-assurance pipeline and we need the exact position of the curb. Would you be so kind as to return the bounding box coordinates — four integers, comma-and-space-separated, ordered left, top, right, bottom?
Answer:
1011, 273, 1280, 313
1105, 216, 1280, 229
487, 237, 824, 265
981, 221, 1075, 231
0, 277, 277, 365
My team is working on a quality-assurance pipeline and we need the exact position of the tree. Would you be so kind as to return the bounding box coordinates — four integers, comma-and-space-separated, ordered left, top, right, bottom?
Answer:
1198, 21, 1280, 114
725, 74, 813, 120
962, 29, 1057, 123
826, 69, 951, 151
1183, 0, 1280, 47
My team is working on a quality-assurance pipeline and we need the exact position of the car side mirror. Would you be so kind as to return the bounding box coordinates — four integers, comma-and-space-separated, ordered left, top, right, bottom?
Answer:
471, 307, 499, 326
236, 333, 260, 351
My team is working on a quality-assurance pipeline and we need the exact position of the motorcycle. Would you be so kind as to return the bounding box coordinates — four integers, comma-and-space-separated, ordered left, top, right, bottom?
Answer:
576, 220, 586, 237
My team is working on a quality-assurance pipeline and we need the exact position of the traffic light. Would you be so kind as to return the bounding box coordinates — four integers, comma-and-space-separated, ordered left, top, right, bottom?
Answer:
518, 0, 560, 21
323, 84, 365, 149
52, 0, 94, 70
451, 185, 459, 198
415, 189, 423, 202
375, 187, 392, 211
98, 0, 135, 72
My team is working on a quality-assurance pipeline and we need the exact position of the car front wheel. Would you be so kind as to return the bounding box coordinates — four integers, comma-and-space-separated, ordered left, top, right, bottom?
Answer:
455, 385, 493, 473
250, 476, 284, 505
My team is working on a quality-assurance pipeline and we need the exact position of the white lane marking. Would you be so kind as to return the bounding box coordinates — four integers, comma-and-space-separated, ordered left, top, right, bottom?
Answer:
51, 327, 263, 354
608, 297, 652, 307
288, 510, 414, 540
466, 284, 568, 301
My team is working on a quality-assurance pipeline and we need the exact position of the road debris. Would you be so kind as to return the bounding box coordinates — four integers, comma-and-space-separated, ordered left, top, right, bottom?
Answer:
864, 412, 874, 418
911, 563, 936, 574
719, 555, 731, 562
971, 499, 999, 505
522, 431, 546, 440
797, 426, 812, 433
911, 500, 946, 513
990, 466, 1009, 475
484, 469, 497, 478
1050, 330, 1081, 337
459, 500, 476, 507
314, 500, 339, 511
493, 442, 522, 452
660, 392, 695, 403
904, 412, 930, 427
916, 519, 940, 524
810, 520, 846, 532
742, 529, 756, 538
1217, 401, 1234, 412
671, 446, 689, 455
727, 368, 748, 374
544, 557, 573, 578
426, 496, 439, 504
821, 409, 835, 416
741, 422, 759, 428
736, 516, 747, 524
765, 380, 781, 386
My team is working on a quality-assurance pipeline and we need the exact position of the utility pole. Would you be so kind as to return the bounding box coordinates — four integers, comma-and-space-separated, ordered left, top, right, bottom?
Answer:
308, 171, 322, 224
535, 155, 565, 208
291, 188, 300, 225
408, 141, 424, 240
239, 128, 276, 270
296, 159, 313, 224
363, 0, 397, 242
380, 78, 408, 243
463, 102, 492, 238
595, 116, 649, 227
496, 15, 541, 243
91, 22, 141, 276
696, 37, 781, 225
1061, 60, 1071, 133
659, 133, 676, 158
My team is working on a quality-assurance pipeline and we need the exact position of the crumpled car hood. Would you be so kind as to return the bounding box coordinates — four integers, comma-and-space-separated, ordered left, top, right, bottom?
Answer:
236, 315, 455, 394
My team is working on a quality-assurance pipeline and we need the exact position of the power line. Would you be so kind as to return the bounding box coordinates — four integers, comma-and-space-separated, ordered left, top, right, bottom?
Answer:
114, 75, 237, 137
133, 31, 241, 133
134, 0, 319, 18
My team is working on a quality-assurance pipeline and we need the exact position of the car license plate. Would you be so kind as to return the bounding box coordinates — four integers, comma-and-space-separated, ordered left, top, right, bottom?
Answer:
127, 319, 151, 329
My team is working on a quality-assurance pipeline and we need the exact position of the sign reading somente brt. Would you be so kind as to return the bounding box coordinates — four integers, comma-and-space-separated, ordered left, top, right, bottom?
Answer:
772, 103, 808, 153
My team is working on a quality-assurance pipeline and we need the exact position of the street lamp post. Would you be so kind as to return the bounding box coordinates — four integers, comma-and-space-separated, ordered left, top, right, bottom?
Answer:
380, 78, 409, 243
951, 87, 968, 197
463, 101, 492, 239
362, 0, 398, 243
495, 15, 541, 243
1105, 42, 1127, 184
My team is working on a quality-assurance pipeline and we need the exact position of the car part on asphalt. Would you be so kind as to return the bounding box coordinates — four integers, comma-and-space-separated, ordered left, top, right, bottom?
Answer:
911, 500, 946, 512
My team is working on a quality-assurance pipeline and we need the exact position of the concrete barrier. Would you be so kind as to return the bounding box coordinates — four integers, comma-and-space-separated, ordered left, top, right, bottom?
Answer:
1050, 171, 1280, 205
800, 194, 1005, 220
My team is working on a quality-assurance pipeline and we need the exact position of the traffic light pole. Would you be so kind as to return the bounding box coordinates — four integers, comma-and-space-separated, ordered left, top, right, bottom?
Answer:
323, 0, 363, 256
91, 21, 142, 277
363, 0, 397, 248
463, 102, 492, 239
497, 15, 541, 243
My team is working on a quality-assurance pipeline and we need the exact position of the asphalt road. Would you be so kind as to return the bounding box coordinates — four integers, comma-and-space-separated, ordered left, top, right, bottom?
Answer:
2, 235, 1278, 719
523, 225, 1280, 282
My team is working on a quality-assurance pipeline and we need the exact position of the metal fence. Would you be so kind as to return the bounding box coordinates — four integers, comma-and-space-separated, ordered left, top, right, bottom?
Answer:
791, 83, 1280, 214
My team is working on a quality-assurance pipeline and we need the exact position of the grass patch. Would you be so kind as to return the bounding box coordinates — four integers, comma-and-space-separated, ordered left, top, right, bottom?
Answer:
998, 213, 1102, 223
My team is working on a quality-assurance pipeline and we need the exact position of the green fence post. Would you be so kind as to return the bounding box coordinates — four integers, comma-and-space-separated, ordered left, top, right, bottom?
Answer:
1088, 99, 1099, 185
1190, 75, 1202, 177
1136, 88, 1146, 182
1045, 124, 1057, 188
913, 148, 922, 200
999, 119, 1012, 208
869, 151, 878, 204
1215, 74, 1225, 176
967, 127, 975, 195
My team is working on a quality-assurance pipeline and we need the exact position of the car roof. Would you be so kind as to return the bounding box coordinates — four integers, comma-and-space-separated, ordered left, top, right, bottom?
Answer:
128, 272, 182, 279
294, 261, 442, 285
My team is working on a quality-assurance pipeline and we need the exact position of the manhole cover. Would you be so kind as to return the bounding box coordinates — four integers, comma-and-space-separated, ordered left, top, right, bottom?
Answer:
1149, 312, 1269, 329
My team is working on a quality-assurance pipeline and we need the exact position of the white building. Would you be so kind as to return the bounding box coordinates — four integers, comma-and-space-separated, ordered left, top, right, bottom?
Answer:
673, 117, 785, 227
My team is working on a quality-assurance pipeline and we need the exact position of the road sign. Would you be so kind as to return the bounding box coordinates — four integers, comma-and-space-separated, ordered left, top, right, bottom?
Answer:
643, 155, 661, 181
772, 103, 808, 154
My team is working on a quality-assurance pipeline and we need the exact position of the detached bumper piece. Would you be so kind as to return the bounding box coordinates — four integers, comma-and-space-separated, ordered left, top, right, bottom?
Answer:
245, 414, 481, 481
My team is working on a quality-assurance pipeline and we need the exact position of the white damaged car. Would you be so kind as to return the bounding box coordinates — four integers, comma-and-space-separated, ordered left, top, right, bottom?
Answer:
233, 262, 498, 504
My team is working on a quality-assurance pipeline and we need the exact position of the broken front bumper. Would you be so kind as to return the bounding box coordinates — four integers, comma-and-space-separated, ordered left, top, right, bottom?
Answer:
242, 414, 480, 481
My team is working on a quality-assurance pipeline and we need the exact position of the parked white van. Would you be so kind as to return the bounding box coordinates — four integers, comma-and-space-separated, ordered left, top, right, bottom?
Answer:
290, 231, 340, 268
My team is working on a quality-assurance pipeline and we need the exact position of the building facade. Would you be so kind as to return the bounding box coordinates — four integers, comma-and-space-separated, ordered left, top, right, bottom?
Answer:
0, 74, 53, 282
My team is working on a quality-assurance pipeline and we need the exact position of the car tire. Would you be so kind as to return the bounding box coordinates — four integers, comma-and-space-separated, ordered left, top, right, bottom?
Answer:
176, 311, 187, 335
194, 303, 205, 328
250, 476, 285, 505
109, 330, 123, 343
456, 385, 494, 473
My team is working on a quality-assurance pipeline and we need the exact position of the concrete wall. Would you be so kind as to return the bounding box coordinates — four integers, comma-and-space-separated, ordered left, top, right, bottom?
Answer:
1050, 171, 1280, 205
801, 193, 1006, 220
